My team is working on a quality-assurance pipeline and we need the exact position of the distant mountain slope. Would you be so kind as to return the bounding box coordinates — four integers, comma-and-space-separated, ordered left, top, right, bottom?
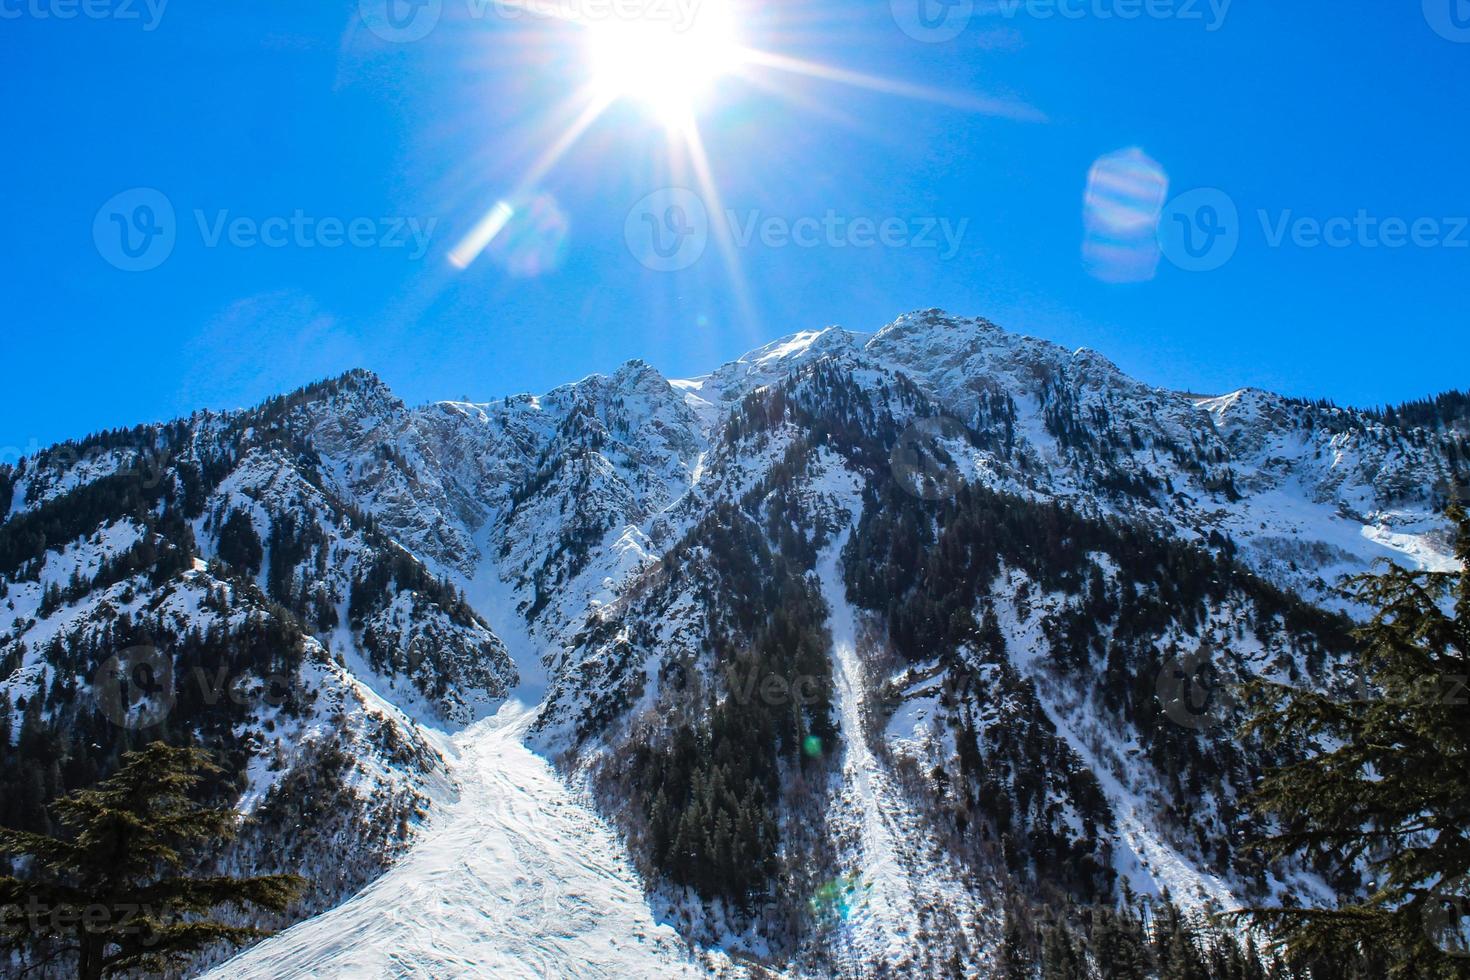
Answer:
1, 309, 1461, 977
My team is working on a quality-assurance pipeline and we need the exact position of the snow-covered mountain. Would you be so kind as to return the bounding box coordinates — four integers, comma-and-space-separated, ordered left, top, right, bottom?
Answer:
1, 310, 1462, 977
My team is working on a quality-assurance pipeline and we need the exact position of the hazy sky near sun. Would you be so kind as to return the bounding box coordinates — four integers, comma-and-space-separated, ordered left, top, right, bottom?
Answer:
3, 0, 1467, 450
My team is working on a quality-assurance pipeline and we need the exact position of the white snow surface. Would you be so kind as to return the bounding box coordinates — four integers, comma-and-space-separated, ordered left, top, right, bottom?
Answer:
210, 701, 729, 980
819, 532, 924, 965
811, 469, 997, 975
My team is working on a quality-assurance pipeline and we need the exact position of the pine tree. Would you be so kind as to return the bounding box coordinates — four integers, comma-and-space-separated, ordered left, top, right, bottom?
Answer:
0, 742, 305, 979
1234, 504, 1470, 976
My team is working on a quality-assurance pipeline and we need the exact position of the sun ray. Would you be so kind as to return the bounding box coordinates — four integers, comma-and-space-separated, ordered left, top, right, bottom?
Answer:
480, 0, 588, 27
675, 111, 759, 340
731, 64, 885, 140
735, 47, 1045, 122
449, 85, 615, 270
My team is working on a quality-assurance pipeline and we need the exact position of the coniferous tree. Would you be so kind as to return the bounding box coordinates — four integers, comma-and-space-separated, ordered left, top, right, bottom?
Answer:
216, 508, 263, 577
1235, 505, 1470, 976
0, 742, 305, 980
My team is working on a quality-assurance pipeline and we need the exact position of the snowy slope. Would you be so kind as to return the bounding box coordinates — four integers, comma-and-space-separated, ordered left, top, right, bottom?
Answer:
5, 308, 1463, 979
819, 528, 998, 974
209, 700, 740, 980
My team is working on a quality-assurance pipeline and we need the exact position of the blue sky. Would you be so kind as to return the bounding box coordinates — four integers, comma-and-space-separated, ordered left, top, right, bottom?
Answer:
3, 0, 1467, 452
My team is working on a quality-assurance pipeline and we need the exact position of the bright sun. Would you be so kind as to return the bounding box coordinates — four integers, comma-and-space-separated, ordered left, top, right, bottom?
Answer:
584, 1, 741, 123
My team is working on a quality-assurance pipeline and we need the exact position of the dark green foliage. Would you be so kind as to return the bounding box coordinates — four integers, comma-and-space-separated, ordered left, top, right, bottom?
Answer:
260, 510, 338, 632
830, 389, 1356, 905
0, 742, 305, 980
1030, 892, 1287, 980
574, 437, 842, 922
216, 509, 263, 577
1370, 389, 1470, 433
0, 472, 171, 579
0, 607, 318, 838
0, 372, 472, 973
626, 713, 781, 906
348, 540, 480, 631
606, 500, 838, 913
1235, 506, 1470, 977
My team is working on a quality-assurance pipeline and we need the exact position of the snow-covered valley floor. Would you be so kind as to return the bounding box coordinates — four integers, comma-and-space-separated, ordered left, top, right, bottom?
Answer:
210, 702, 716, 979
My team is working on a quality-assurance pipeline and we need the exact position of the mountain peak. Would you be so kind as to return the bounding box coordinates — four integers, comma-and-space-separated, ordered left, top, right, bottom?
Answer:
610, 358, 672, 391
736, 325, 863, 367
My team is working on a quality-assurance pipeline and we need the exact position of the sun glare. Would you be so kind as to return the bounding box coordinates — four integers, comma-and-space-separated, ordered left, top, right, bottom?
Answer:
449, 0, 1032, 272
584, 1, 740, 123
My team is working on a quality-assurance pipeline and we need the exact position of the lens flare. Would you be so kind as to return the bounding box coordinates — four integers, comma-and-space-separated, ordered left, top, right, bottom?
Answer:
1082, 146, 1169, 283
487, 192, 570, 278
